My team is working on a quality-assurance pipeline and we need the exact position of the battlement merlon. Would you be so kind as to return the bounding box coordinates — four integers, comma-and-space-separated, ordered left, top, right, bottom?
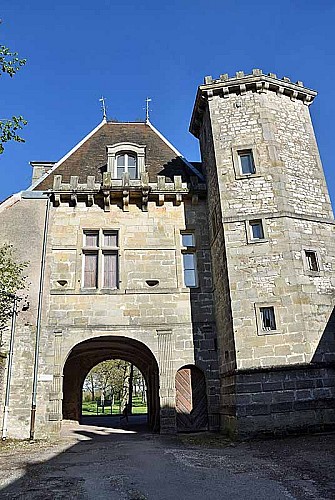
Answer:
189, 69, 317, 138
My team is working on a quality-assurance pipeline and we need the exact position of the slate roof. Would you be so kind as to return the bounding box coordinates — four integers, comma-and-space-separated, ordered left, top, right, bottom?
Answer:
33, 121, 202, 191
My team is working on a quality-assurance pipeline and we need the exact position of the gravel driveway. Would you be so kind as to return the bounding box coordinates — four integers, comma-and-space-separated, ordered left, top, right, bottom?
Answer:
0, 418, 334, 499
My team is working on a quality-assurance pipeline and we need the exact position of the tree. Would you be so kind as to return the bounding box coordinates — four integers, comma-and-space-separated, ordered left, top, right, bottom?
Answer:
0, 244, 28, 339
0, 43, 27, 154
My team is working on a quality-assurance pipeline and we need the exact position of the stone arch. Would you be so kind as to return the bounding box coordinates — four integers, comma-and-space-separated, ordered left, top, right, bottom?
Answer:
175, 365, 208, 432
62, 336, 160, 431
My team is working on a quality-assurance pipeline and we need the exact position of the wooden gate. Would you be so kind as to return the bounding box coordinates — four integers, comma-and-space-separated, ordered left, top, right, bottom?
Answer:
175, 366, 208, 432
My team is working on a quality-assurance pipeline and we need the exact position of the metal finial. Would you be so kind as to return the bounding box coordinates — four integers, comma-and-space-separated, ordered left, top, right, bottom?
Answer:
145, 97, 152, 123
99, 96, 107, 121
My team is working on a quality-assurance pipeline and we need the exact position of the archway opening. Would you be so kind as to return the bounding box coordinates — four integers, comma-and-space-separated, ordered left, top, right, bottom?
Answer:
62, 336, 159, 432
82, 360, 148, 421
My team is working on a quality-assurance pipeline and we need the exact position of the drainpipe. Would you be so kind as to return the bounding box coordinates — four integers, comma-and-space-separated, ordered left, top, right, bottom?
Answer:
1, 293, 18, 440
29, 195, 51, 440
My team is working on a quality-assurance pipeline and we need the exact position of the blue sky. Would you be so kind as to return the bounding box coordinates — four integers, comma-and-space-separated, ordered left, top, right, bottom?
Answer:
1, 0, 334, 207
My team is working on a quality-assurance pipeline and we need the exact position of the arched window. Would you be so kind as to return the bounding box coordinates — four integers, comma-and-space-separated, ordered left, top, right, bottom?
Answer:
116, 152, 138, 179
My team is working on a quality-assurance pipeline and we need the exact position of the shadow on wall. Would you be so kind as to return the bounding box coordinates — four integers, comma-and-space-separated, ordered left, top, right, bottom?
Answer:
312, 305, 335, 364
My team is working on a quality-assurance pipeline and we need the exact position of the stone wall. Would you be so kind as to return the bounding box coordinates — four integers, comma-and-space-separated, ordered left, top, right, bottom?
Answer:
0, 195, 219, 438
193, 73, 335, 436
0, 196, 46, 438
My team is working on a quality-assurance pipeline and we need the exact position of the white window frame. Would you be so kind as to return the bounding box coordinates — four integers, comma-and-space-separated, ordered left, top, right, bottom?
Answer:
181, 231, 198, 288
115, 152, 138, 179
82, 229, 119, 290
106, 142, 146, 179
245, 218, 268, 244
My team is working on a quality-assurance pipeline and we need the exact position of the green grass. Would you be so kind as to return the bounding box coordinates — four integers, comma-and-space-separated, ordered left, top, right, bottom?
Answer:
82, 397, 147, 416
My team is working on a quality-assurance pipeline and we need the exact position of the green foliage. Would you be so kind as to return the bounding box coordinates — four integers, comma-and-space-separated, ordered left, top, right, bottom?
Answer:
0, 44, 27, 154
0, 116, 27, 154
0, 244, 28, 333
0, 45, 26, 78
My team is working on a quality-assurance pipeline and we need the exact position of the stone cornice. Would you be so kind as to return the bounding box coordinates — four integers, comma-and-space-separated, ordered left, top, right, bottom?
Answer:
190, 69, 317, 138
50, 173, 205, 211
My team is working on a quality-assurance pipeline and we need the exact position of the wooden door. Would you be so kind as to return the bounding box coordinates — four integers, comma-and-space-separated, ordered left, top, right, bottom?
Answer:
175, 366, 208, 432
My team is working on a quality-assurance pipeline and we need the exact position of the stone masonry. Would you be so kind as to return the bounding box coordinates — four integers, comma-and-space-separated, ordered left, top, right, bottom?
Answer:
0, 70, 334, 440
190, 69, 335, 436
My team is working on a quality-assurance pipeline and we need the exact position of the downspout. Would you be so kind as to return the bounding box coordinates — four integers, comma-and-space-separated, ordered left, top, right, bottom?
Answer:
29, 194, 51, 440
1, 294, 18, 440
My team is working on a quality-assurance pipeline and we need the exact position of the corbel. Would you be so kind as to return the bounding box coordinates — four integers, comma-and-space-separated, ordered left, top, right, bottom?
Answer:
222, 87, 229, 99
260, 81, 269, 93
70, 176, 78, 206
53, 193, 60, 207
158, 194, 165, 206
87, 176, 95, 207
276, 85, 284, 97
122, 172, 130, 212
255, 81, 262, 93
175, 193, 182, 206
239, 84, 247, 95
103, 190, 110, 212
290, 90, 298, 102
141, 172, 149, 212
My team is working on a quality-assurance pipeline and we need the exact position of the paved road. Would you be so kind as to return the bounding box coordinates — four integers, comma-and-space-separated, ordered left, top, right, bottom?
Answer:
0, 417, 334, 499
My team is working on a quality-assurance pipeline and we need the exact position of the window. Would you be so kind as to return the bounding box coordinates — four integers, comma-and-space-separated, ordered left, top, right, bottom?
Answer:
260, 306, 276, 331
305, 250, 319, 272
181, 232, 197, 287
238, 149, 255, 175
82, 230, 119, 289
249, 220, 264, 240
116, 153, 138, 179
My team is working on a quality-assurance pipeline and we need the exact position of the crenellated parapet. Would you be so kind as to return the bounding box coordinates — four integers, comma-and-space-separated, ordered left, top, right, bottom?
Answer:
51, 173, 204, 211
190, 69, 317, 137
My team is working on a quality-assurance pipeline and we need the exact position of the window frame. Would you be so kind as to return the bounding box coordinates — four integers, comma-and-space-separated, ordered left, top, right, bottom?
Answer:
255, 302, 281, 335
106, 142, 146, 179
115, 152, 138, 179
302, 248, 322, 275
232, 145, 260, 179
181, 231, 198, 288
82, 229, 119, 290
245, 218, 268, 244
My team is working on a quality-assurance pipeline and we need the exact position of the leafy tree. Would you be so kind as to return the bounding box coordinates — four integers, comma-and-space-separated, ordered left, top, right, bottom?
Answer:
0, 43, 27, 154
0, 244, 28, 338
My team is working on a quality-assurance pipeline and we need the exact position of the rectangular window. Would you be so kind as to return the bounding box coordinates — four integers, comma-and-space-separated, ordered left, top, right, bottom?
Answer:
305, 250, 319, 272
83, 230, 119, 289
249, 220, 264, 240
238, 149, 255, 175
260, 306, 277, 331
181, 232, 197, 287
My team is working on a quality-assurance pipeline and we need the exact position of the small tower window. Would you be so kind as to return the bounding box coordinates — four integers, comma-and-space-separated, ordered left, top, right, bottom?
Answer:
305, 250, 319, 272
249, 220, 264, 240
116, 153, 138, 179
238, 149, 255, 175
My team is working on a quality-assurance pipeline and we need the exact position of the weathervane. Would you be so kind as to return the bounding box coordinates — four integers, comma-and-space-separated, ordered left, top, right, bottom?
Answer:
145, 97, 152, 123
99, 96, 107, 121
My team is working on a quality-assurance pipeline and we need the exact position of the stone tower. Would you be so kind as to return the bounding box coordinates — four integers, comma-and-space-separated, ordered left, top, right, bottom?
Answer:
190, 70, 335, 436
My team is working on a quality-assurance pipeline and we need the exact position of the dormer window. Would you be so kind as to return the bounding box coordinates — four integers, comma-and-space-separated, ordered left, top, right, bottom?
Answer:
107, 142, 146, 179
116, 152, 138, 179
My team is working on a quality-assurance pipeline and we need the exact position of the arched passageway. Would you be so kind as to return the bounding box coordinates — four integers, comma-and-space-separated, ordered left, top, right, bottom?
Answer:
63, 336, 160, 432
175, 365, 208, 432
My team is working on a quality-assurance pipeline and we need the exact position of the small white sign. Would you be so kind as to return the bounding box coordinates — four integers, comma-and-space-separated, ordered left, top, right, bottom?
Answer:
38, 374, 53, 382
